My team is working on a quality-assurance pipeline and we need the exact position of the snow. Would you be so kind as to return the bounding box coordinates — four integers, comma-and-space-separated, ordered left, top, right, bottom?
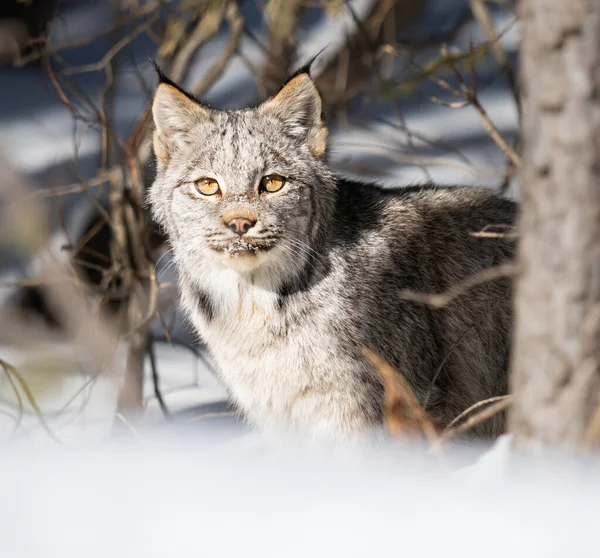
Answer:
0, 436, 599, 558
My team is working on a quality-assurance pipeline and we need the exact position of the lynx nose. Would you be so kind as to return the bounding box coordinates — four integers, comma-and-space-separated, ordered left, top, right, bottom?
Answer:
225, 216, 256, 236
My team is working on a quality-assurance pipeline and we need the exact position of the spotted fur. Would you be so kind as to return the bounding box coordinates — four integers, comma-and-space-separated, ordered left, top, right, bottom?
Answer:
148, 69, 516, 445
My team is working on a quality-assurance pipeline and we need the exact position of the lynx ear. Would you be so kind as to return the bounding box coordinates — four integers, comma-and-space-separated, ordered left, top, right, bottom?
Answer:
259, 73, 328, 158
152, 81, 209, 163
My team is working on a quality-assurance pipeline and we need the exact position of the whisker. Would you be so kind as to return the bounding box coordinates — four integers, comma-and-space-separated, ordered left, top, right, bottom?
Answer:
279, 244, 321, 276
286, 238, 323, 263
154, 247, 174, 270
157, 259, 178, 282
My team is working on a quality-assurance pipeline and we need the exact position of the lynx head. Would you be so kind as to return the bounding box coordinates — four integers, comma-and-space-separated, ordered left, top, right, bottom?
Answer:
148, 67, 336, 278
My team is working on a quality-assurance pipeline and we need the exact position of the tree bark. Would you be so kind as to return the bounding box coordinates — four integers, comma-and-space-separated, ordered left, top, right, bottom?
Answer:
510, 1, 600, 448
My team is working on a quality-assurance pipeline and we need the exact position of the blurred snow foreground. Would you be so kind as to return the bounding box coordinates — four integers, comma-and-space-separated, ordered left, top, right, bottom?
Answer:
3, 338, 598, 558
1, 434, 599, 558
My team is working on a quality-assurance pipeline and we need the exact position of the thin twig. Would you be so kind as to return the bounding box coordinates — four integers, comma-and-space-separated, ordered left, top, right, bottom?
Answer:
190, 1, 244, 97
436, 395, 513, 445
148, 338, 170, 418
362, 348, 440, 444
0, 361, 24, 439
470, 94, 521, 168
15, 0, 172, 66
62, 15, 159, 75
114, 412, 140, 437
583, 394, 600, 448
184, 411, 237, 422
423, 325, 474, 409
0, 359, 61, 443
469, 0, 520, 113
400, 263, 517, 309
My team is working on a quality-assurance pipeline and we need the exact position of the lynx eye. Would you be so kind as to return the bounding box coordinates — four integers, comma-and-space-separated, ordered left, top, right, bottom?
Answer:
195, 178, 220, 196
260, 174, 286, 193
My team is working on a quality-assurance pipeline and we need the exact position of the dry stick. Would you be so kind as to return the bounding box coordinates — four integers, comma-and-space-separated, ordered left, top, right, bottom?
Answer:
31, 1, 240, 207
147, 338, 170, 418
471, 223, 519, 240
114, 412, 140, 437
69, 219, 110, 264
185, 411, 237, 422
0, 158, 121, 437
583, 394, 600, 448
62, 14, 159, 75
42, 262, 122, 377
15, 0, 172, 66
0, 408, 21, 439
306, 0, 382, 86
400, 263, 517, 309
445, 395, 512, 432
44, 56, 130, 417
43, 60, 114, 228
261, 0, 303, 95
116, 138, 157, 418
116, 207, 151, 417
336, 142, 482, 177
436, 396, 513, 446
117, 286, 150, 415
99, 64, 116, 172
471, 231, 516, 239
319, 0, 403, 111
423, 325, 474, 409
421, 35, 521, 169
430, 69, 521, 169
0, 359, 61, 443
190, 1, 244, 97
469, 0, 520, 112
461, 38, 521, 169
0, 274, 92, 293
362, 348, 440, 444
381, 106, 474, 166
52, 374, 100, 419
0, 361, 24, 438
168, 2, 227, 82
470, 94, 521, 168
428, 97, 470, 109
236, 49, 268, 99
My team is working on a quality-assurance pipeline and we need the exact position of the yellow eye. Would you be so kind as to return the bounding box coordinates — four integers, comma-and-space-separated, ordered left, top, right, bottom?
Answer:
260, 174, 286, 193
195, 178, 220, 196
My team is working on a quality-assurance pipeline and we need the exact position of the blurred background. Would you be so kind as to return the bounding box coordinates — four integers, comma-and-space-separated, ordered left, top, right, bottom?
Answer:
0, 0, 519, 445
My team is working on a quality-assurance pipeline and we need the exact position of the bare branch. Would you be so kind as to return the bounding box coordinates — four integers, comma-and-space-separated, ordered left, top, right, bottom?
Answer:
363, 348, 440, 444
437, 396, 513, 445
400, 263, 517, 309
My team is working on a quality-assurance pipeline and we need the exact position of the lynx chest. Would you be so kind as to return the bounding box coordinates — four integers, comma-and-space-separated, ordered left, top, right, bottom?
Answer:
180, 275, 372, 438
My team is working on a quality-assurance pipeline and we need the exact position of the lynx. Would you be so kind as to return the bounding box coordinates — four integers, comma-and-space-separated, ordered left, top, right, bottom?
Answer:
148, 66, 516, 445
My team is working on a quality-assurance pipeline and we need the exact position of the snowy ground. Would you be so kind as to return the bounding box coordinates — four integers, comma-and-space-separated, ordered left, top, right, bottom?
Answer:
2, 435, 600, 558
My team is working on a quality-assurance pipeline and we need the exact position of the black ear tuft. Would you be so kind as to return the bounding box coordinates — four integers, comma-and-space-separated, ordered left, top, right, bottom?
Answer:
150, 58, 168, 84
281, 47, 327, 88
149, 59, 198, 103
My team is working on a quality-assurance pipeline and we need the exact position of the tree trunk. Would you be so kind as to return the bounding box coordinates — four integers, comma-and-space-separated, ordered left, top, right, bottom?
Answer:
510, 1, 600, 448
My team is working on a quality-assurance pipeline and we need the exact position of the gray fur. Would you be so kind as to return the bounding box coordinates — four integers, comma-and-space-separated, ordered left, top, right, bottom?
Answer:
148, 72, 516, 445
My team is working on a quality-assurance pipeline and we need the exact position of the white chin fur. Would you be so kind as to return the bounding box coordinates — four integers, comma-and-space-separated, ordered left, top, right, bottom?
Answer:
216, 250, 265, 272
